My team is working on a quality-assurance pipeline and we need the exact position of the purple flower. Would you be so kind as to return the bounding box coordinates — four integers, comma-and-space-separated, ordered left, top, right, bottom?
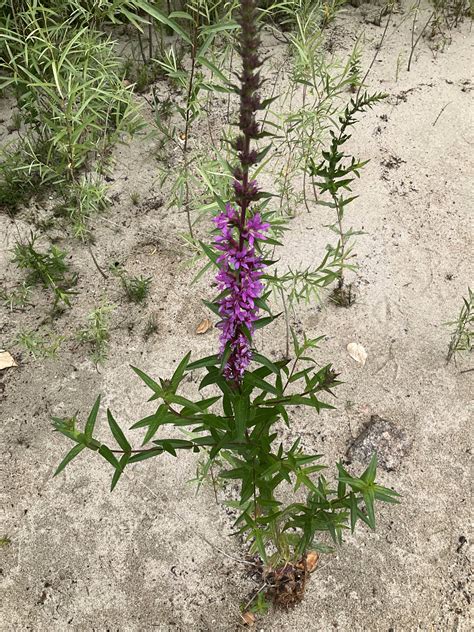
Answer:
214, 205, 268, 381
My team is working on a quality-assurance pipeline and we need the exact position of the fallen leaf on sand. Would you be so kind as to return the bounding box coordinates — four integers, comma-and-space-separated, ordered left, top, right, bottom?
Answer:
306, 550, 319, 573
241, 611, 256, 626
195, 318, 213, 335
347, 342, 367, 366
0, 350, 18, 370
296, 550, 319, 573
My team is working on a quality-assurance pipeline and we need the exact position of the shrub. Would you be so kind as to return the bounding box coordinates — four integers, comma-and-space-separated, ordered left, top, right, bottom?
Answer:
0, 2, 143, 193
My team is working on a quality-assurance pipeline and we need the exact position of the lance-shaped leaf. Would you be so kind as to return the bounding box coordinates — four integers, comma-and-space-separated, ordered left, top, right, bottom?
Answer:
107, 410, 131, 454
253, 312, 281, 330
187, 354, 220, 371
131, 365, 164, 401
54, 443, 86, 477
134, 0, 191, 44
84, 395, 101, 440
98, 444, 120, 470
170, 351, 191, 393
111, 454, 130, 491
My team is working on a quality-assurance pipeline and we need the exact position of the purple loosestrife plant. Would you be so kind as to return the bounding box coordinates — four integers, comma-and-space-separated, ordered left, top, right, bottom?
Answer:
53, 0, 398, 614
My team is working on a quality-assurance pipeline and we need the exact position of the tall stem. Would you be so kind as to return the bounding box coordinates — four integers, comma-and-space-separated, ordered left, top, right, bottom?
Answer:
182, 11, 200, 240
234, 0, 263, 243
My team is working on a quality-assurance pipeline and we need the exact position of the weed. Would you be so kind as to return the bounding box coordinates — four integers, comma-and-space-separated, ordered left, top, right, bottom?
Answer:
12, 234, 77, 307
0, 536, 11, 547
78, 303, 115, 365
122, 274, 152, 303
446, 288, 473, 364
309, 92, 386, 303
9, 110, 22, 132
130, 191, 141, 206
111, 263, 152, 303
54, 2, 398, 614
15, 330, 64, 360
320, 0, 347, 27
123, 58, 162, 93
249, 591, 270, 616
143, 312, 159, 339
0, 281, 32, 311
62, 177, 109, 241
407, 1, 435, 72
430, 0, 471, 28
349, 49, 362, 93
331, 282, 356, 307
151, 92, 173, 122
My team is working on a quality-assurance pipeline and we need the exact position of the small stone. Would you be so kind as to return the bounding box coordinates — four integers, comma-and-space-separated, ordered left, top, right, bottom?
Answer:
347, 415, 412, 471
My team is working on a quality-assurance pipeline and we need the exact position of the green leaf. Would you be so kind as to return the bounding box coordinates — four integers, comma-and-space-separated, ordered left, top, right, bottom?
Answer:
219, 466, 249, 480
349, 492, 358, 533
167, 393, 203, 413
362, 486, 376, 530
98, 444, 120, 470
107, 410, 131, 454
374, 484, 401, 504
244, 372, 278, 396
220, 341, 232, 372
131, 365, 163, 400
54, 443, 86, 477
361, 453, 377, 485
111, 454, 130, 491
254, 313, 281, 330
128, 448, 163, 464
202, 300, 220, 316
199, 240, 218, 265
255, 143, 272, 163
197, 55, 228, 86
134, 0, 192, 44
191, 259, 213, 285
138, 406, 168, 445
200, 20, 239, 35
84, 395, 101, 440
210, 431, 232, 459
234, 395, 249, 439
253, 528, 267, 563
170, 351, 191, 393
252, 353, 280, 375
187, 354, 220, 370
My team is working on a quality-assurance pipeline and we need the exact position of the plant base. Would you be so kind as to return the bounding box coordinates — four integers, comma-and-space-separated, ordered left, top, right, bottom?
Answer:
331, 282, 355, 307
247, 551, 319, 610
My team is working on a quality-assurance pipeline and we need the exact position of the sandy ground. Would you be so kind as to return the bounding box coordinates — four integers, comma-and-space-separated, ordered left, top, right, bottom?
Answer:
1, 4, 473, 631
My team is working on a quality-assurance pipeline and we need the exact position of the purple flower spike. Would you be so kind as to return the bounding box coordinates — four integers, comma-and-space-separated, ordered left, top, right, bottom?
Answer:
214, 206, 268, 381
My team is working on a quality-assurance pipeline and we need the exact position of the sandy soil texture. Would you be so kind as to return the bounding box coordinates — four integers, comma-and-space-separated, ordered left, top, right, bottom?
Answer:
1, 5, 473, 631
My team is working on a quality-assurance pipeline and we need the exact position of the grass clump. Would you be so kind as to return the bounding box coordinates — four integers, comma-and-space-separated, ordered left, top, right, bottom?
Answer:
121, 274, 152, 303
111, 263, 152, 303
